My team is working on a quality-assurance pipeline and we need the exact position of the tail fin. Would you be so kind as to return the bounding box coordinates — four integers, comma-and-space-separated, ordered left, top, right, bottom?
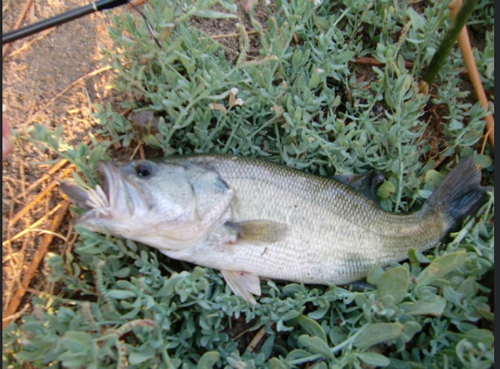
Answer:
425, 157, 491, 232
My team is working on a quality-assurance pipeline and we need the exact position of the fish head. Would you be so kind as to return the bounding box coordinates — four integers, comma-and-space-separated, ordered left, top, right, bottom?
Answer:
60, 159, 234, 251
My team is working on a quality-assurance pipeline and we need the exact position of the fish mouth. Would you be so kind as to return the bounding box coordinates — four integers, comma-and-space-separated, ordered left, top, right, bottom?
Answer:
60, 162, 148, 221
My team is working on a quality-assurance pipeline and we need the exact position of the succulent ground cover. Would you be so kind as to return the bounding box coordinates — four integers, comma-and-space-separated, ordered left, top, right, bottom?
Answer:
3, 0, 494, 368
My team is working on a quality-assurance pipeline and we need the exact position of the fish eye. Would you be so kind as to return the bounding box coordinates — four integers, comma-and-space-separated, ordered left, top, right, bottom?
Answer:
135, 162, 153, 178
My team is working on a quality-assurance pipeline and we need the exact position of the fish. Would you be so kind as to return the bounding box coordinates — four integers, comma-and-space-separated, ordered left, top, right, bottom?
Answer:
60, 155, 489, 304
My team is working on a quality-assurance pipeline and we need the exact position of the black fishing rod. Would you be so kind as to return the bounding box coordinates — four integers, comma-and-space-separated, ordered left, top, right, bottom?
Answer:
2, 0, 134, 45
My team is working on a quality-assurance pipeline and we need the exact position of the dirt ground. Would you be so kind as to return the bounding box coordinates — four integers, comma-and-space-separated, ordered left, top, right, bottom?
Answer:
2, 0, 268, 323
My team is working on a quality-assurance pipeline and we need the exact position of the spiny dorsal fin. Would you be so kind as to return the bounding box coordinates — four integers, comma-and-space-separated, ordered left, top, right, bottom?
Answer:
334, 170, 385, 205
221, 270, 261, 304
225, 220, 289, 244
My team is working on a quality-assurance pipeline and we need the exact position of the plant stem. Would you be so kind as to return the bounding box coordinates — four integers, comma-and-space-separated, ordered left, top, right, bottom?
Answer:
449, 0, 494, 150
288, 324, 369, 365
422, 0, 478, 87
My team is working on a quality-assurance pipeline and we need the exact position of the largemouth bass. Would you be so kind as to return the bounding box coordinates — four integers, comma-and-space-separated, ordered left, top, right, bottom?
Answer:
61, 155, 489, 303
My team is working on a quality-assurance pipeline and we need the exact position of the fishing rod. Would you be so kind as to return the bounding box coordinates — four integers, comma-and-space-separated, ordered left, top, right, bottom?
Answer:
2, 0, 161, 46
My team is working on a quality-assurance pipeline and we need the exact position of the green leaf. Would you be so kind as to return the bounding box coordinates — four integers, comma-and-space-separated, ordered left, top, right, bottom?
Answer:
408, 248, 432, 264
424, 169, 443, 187
356, 352, 391, 367
311, 362, 328, 369
449, 329, 494, 347
61, 332, 92, 353
298, 315, 327, 342
286, 349, 314, 361
113, 267, 131, 278
377, 267, 409, 304
354, 323, 404, 349
308, 303, 329, 320
298, 335, 334, 359
260, 335, 275, 360
58, 352, 92, 369
281, 309, 301, 321
408, 248, 419, 264
400, 297, 447, 316
193, 10, 238, 19
107, 289, 136, 299
126, 239, 138, 252
308, 73, 320, 89
401, 321, 421, 343
417, 251, 467, 286
219, 0, 237, 13
473, 154, 493, 169
269, 358, 287, 369
478, 310, 494, 321
197, 351, 220, 369
128, 349, 155, 365
465, 329, 494, 347
377, 180, 395, 199
367, 263, 384, 285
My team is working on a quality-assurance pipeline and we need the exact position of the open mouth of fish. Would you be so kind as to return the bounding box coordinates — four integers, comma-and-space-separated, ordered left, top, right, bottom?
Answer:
59, 162, 148, 221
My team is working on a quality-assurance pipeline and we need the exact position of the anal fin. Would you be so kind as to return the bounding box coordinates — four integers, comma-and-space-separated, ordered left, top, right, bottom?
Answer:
221, 270, 261, 304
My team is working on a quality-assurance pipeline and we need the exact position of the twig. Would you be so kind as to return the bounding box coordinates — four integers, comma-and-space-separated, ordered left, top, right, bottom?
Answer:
209, 30, 259, 39
22, 159, 69, 196
433, 155, 449, 170
10, 228, 68, 243
19, 162, 27, 202
416, 115, 433, 144
29, 0, 35, 22
2, 0, 12, 15
480, 124, 494, 155
9, 164, 75, 226
61, 223, 75, 256
8, 28, 55, 58
3, 200, 70, 331
130, 0, 148, 6
2, 0, 35, 58
2, 304, 30, 324
130, 141, 142, 160
23, 65, 112, 128
3, 182, 20, 311
450, 0, 494, 150
2, 182, 15, 300
351, 56, 468, 75
120, 107, 133, 116
246, 325, 267, 352
351, 56, 386, 67
233, 328, 251, 340
3, 204, 63, 245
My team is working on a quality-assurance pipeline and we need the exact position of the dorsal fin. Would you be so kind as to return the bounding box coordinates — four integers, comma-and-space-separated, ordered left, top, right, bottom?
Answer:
334, 170, 385, 205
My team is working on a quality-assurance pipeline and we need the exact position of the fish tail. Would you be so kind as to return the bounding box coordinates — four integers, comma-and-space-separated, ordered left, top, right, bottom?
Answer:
425, 157, 490, 232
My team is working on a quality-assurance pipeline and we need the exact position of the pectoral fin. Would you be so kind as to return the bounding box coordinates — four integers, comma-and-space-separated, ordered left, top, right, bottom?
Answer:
221, 270, 261, 304
225, 220, 289, 244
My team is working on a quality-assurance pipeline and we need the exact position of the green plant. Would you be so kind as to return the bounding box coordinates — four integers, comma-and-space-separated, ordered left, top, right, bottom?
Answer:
5, 0, 493, 367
